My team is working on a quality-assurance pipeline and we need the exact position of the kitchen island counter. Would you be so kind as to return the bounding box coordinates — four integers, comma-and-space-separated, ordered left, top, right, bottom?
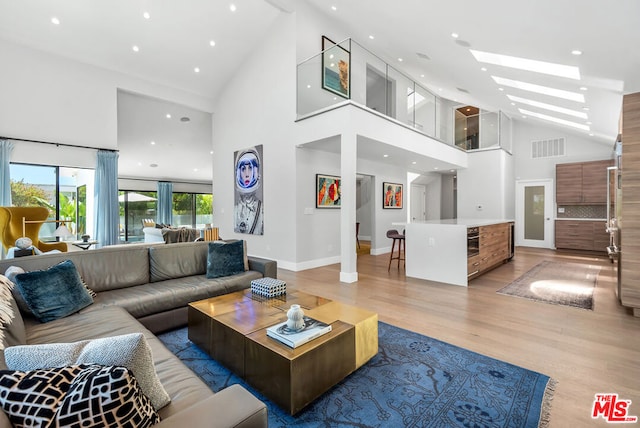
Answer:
404, 219, 514, 286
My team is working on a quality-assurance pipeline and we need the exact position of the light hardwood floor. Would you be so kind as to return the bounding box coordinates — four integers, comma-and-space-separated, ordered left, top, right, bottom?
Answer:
277, 246, 640, 427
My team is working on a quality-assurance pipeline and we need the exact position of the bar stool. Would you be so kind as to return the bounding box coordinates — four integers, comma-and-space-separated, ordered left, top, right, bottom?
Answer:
386, 229, 405, 271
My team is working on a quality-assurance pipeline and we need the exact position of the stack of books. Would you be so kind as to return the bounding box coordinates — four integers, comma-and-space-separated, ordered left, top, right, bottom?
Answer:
266, 316, 332, 348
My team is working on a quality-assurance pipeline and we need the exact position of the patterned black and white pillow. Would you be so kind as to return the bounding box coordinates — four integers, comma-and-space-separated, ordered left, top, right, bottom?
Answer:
0, 365, 80, 427
55, 365, 160, 427
0, 364, 160, 428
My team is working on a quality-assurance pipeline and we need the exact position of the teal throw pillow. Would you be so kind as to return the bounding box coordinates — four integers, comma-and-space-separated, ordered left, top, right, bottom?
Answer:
13, 260, 93, 323
206, 240, 245, 279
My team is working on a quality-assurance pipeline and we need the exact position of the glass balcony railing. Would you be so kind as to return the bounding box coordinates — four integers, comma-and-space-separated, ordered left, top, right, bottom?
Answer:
296, 38, 512, 153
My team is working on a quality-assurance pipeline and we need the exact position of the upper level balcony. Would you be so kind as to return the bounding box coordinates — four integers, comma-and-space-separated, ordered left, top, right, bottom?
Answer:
296, 38, 513, 154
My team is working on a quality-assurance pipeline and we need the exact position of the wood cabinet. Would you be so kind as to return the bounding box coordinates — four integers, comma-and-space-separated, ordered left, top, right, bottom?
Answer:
620, 91, 640, 316
555, 220, 608, 252
556, 159, 613, 205
468, 222, 511, 279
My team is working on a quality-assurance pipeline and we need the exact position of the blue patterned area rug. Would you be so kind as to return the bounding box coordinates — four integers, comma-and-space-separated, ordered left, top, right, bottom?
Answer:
158, 322, 555, 428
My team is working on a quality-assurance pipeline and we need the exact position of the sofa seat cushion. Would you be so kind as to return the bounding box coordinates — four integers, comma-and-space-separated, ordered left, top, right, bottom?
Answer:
82, 271, 263, 319
23, 306, 214, 421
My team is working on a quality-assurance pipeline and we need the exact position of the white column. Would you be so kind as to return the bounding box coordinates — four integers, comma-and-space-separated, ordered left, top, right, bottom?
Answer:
340, 132, 358, 283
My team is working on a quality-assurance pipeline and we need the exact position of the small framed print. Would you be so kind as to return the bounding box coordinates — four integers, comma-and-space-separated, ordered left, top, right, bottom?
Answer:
316, 174, 341, 208
383, 182, 403, 209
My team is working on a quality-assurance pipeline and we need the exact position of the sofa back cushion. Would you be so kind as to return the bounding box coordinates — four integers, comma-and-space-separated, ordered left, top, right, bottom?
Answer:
148, 241, 208, 283
0, 245, 151, 292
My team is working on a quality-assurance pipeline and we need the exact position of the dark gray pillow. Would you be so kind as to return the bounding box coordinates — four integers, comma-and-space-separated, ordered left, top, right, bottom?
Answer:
13, 260, 93, 323
206, 240, 245, 279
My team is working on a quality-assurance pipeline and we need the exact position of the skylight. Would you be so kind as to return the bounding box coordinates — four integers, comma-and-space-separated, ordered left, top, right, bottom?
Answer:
492, 76, 585, 102
519, 109, 590, 131
507, 95, 588, 119
470, 49, 580, 80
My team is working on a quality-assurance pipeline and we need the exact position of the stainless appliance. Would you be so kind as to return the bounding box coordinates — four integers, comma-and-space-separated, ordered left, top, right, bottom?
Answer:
467, 227, 479, 257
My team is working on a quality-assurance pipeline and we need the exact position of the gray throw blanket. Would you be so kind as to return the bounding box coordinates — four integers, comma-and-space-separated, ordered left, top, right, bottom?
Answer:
161, 228, 200, 243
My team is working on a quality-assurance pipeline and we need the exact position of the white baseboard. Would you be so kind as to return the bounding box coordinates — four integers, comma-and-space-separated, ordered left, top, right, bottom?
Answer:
276, 255, 341, 272
370, 246, 392, 256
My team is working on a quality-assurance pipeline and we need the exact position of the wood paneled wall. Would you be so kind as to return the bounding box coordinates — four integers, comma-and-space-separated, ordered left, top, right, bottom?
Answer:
621, 92, 640, 316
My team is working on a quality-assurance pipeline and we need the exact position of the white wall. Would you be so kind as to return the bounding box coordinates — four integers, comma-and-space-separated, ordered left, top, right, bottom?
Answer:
212, 13, 297, 265
0, 39, 215, 170
457, 149, 514, 219
512, 119, 613, 181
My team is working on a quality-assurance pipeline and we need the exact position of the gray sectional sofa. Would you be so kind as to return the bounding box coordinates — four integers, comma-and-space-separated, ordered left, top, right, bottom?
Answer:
0, 240, 276, 428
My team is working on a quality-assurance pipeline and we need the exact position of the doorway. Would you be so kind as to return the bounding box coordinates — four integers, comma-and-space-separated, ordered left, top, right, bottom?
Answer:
515, 179, 554, 248
356, 174, 374, 255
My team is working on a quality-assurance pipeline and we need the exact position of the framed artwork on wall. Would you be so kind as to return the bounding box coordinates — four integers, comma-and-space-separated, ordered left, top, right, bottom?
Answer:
316, 174, 341, 208
321, 36, 350, 99
234, 145, 264, 235
383, 182, 403, 209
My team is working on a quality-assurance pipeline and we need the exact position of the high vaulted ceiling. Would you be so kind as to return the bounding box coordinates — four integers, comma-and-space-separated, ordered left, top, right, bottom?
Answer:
1, 0, 638, 182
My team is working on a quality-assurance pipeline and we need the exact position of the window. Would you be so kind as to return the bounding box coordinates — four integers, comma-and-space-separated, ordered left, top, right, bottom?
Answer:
118, 189, 212, 242
119, 191, 157, 242
10, 163, 94, 241
172, 192, 213, 228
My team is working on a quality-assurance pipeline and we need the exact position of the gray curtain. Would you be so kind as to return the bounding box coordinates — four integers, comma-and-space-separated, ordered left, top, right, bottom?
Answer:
94, 150, 119, 246
0, 139, 14, 206
157, 181, 173, 225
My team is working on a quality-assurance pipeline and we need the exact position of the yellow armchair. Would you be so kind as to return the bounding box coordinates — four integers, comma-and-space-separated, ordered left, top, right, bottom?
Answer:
0, 206, 68, 253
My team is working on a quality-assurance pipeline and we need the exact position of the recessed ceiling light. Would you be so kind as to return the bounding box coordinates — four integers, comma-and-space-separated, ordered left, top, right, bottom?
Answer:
329, 54, 334, 59
586, 121, 592, 125
438, 88, 443, 91
331, 5, 337, 11
143, 11, 150, 20
481, 67, 487, 71
209, 40, 216, 47
470, 49, 581, 80
150, 141, 156, 145
333, 97, 337, 100
571, 50, 583, 56
579, 86, 588, 91
383, 154, 389, 158
398, 58, 403, 62
451, 33, 459, 38
193, 168, 198, 172
194, 67, 200, 73
51, 17, 60, 25
132, 45, 139, 52
137, 162, 142, 166
583, 107, 590, 111
306, 84, 311, 89
589, 133, 594, 136
412, 161, 417, 165
506, 95, 588, 119
166, 114, 171, 119
210, 151, 214, 155
434, 167, 439, 170
498, 87, 504, 91
369, 35, 375, 40
518, 108, 590, 131
511, 102, 516, 106
491, 76, 585, 102
229, 4, 237, 12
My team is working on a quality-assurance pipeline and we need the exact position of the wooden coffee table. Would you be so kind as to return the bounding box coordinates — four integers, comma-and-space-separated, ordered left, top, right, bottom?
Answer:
188, 289, 378, 415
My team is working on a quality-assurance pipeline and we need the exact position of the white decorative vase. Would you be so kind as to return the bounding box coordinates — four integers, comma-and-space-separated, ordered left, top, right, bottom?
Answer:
286, 304, 305, 331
